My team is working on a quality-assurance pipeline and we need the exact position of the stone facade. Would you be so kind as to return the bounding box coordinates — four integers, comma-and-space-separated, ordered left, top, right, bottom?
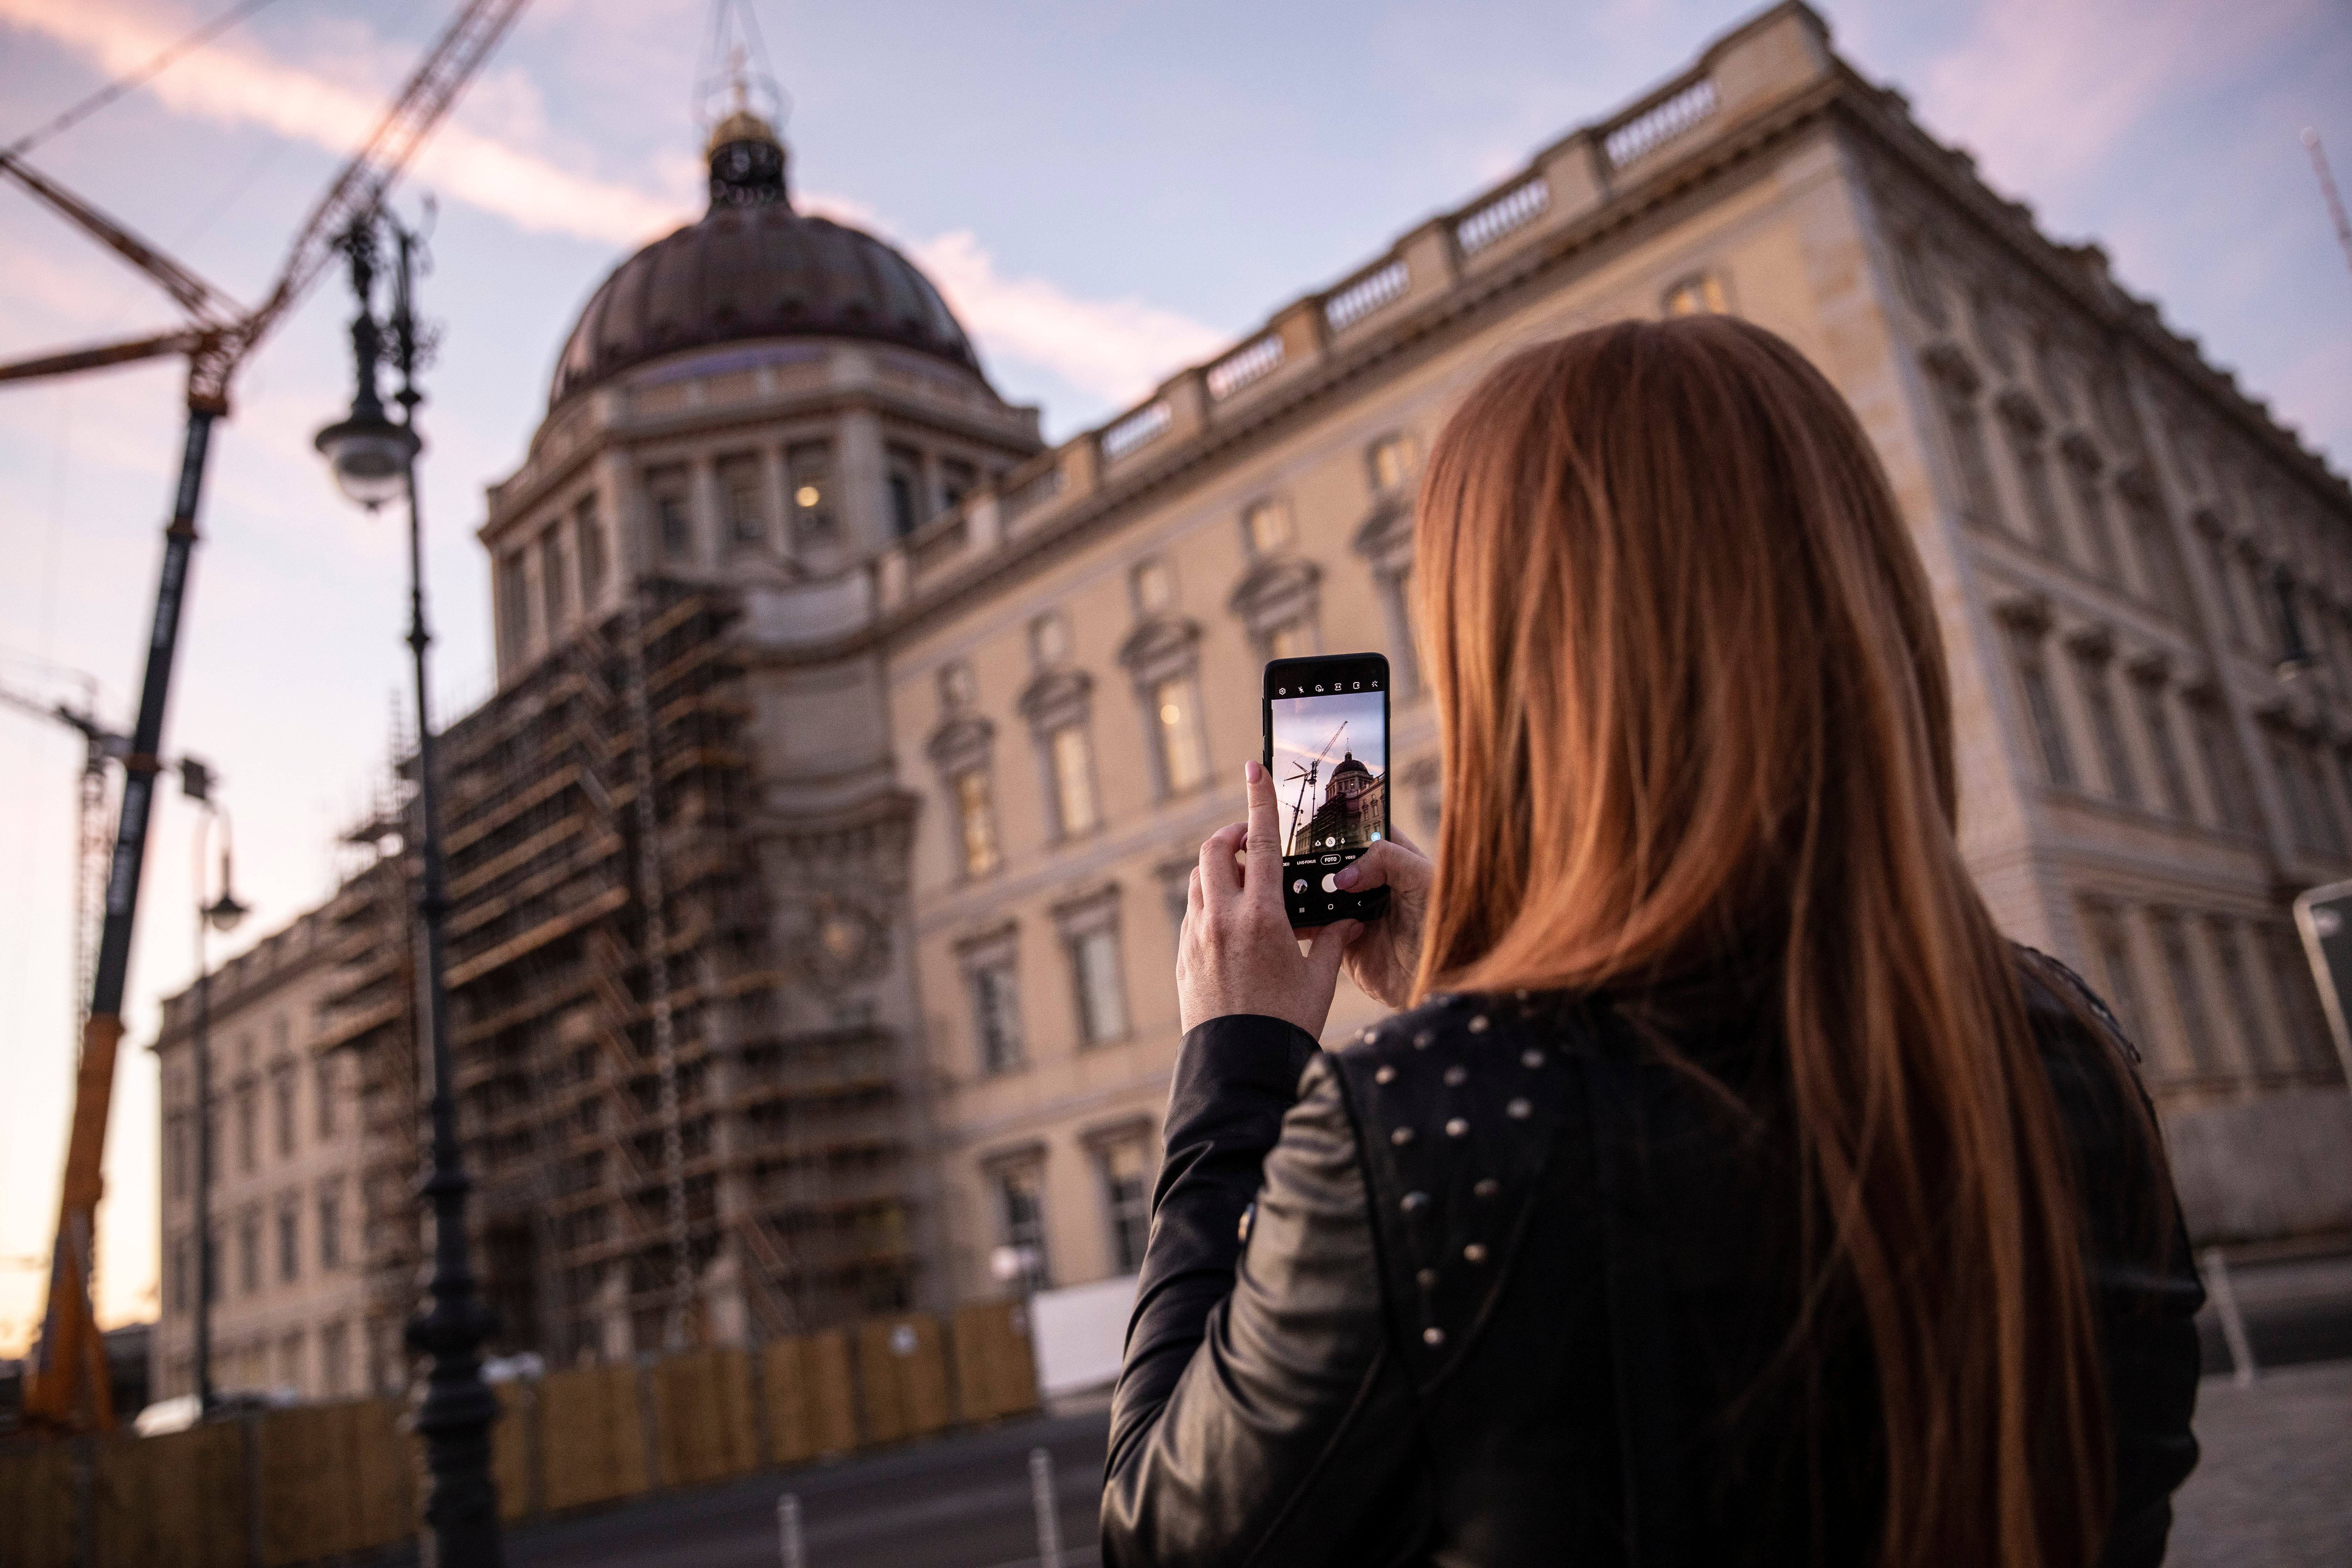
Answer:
148, 908, 370, 1401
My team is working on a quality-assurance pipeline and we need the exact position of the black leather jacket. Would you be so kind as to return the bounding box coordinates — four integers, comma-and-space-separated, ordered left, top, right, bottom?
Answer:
1102, 954, 2203, 1568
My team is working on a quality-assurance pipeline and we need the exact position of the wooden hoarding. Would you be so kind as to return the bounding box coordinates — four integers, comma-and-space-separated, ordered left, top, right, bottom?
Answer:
651, 1347, 757, 1488
856, 1314, 952, 1446
759, 1331, 857, 1465
537, 1362, 649, 1513
951, 1298, 1042, 1423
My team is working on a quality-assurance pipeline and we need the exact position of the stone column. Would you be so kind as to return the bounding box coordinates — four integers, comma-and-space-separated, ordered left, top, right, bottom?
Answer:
690, 453, 722, 575
838, 401, 887, 558
592, 447, 637, 603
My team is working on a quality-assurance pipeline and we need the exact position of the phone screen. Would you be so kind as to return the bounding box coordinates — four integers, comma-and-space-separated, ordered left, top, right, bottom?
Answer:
1263, 653, 1392, 927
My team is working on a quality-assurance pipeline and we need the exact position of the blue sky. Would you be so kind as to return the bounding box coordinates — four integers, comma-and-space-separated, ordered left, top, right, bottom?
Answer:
0, 0, 2345, 1351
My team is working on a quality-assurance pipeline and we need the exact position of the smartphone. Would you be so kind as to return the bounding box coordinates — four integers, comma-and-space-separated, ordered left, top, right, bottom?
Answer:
1263, 653, 1393, 928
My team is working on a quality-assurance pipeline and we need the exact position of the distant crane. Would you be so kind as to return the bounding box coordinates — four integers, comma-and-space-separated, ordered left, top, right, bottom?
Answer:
1284, 721, 1349, 856
1, 0, 534, 1436
0, 675, 127, 1050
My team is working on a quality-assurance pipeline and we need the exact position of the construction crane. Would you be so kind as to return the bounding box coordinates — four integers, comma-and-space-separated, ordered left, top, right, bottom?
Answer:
4, 0, 533, 1436
0, 675, 130, 1052
1284, 721, 1349, 856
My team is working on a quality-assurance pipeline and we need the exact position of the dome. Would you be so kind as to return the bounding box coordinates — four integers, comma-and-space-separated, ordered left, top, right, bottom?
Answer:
546, 112, 980, 410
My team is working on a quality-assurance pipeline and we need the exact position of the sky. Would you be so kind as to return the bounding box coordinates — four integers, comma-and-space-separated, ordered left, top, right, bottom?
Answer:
0, 0, 2345, 1358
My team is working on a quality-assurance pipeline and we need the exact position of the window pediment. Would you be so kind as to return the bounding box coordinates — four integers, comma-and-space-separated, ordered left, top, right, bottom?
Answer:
1353, 494, 1415, 567
926, 712, 995, 777
1017, 667, 1093, 732
1228, 555, 1323, 630
1116, 615, 1202, 682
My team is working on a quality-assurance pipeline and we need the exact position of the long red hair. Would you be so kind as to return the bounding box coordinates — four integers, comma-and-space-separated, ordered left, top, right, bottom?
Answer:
1414, 318, 2109, 1567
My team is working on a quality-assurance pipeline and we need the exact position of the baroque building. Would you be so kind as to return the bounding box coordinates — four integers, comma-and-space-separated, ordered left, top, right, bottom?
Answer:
156, 0, 2352, 1387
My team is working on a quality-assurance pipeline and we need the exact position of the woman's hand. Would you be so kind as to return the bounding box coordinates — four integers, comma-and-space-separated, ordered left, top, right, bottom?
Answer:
1315, 831, 1433, 1010
1178, 760, 1362, 1035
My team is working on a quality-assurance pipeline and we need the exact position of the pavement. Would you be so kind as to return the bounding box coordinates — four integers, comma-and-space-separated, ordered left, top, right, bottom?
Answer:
442, 1251, 2351, 1568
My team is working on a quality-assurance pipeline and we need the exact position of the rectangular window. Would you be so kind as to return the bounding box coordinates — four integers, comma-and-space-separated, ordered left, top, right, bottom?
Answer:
318, 1182, 342, 1272
1369, 433, 1419, 495
996, 1167, 1050, 1293
1941, 393, 2002, 531
239, 1209, 261, 1296
719, 453, 765, 545
939, 457, 977, 513
2075, 658, 2138, 806
2133, 683, 2194, 821
1097, 1140, 1152, 1274
2209, 920, 2274, 1075
2307, 740, 2350, 856
955, 770, 1001, 878
2011, 638, 2076, 789
2064, 455, 2119, 581
2266, 926, 2340, 1078
574, 497, 607, 608
237, 1083, 258, 1174
498, 552, 530, 662
1662, 273, 1729, 316
2126, 491, 2189, 618
2009, 433, 2066, 554
1132, 558, 1175, 613
278, 1202, 300, 1284
272, 1062, 296, 1159
888, 444, 926, 537
646, 465, 692, 558
1050, 726, 1099, 836
315, 1057, 336, 1139
1244, 498, 1294, 555
1152, 676, 1208, 795
538, 529, 567, 632
2201, 534, 2245, 643
2154, 914, 2218, 1076
1030, 610, 1072, 667
2189, 699, 2251, 825
1266, 619, 1315, 662
1071, 927, 1130, 1046
321, 1322, 349, 1399
280, 1332, 304, 1391
788, 442, 833, 535
2087, 907, 2144, 1041
971, 959, 1025, 1075
2269, 734, 2321, 851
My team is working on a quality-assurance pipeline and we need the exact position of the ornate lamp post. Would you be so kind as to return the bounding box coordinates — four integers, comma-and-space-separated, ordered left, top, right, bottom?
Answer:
313, 207, 503, 1567
186, 771, 246, 1421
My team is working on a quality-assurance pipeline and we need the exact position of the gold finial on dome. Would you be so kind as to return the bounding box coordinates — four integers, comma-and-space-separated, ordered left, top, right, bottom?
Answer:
700, 28, 789, 211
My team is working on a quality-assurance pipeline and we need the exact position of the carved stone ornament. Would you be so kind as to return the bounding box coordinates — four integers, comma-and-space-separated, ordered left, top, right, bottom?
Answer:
1017, 667, 1092, 734
787, 891, 890, 984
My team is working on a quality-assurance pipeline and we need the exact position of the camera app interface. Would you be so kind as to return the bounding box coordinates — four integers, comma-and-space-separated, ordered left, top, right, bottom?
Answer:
1268, 678, 1387, 920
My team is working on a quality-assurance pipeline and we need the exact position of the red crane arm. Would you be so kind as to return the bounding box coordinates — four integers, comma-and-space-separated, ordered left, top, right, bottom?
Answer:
0, 150, 244, 328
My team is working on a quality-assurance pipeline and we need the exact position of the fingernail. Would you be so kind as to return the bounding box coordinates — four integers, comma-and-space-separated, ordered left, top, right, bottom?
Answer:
1244, 759, 1263, 783
1335, 866, 1356, 888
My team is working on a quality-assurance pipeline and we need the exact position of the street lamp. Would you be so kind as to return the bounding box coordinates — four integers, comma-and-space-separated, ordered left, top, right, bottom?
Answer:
184, 763, 245, 1423
313, 205, 503, 1567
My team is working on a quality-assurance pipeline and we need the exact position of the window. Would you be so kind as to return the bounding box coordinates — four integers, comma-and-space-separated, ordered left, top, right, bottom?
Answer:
321, 1322, 349, 1399
719, 453, 765, 545
497, 552, 530, 663
2082, 904, 2143, 1041
646, 466, 693, 559
237, 1081, 258, 1174
277, 1200, 300, 1284
1150, 676, 1208, 795
574, 497, 607, 608
239, 1208, 261, 1296
1368, 434, 1419, 496
1030, 611, 1072, 667
1266, 620, 1316, 661
1096, 1139, 1152, 1274
939, 457, 977, 513
1049, 726, 1099, 836
938, 661, 978, 712
272, 1060, 296, 1159
315, 1056, 336, 1139
1244, 498, 1294, 555
888, 444, 926, 537
169, 1234, 190, 1316
2123, 484, 2189, 617
2199, 527, 2245, 643
2209, 920, 2274, 1075
965, 944, 1025, 1075
279, 1332, 304, 1391
2004, 416, 2065, 554
954, 770, 1001, 878
1070, 927, 1129, 1046
2188, 695, 2252, 826
2266, 926, 2340, 1078
2006, 628, 2076, 789
995, 1166, 1050, 1293
2153, 913, 2218, 1076
538, 528, 567, 633
318, 1182, 343, 1272
2132, 679, 2195, 820
2072, 652, 2137, 805
2061, 440, 2120, 581
1661, 272, 1729, 316
788, 442, 834, 536
1927, 355, 2000, 532
1132, 558, 1176, 614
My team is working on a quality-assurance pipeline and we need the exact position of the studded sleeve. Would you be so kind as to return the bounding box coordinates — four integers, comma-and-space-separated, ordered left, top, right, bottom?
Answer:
1101, 1051, 1421, 1568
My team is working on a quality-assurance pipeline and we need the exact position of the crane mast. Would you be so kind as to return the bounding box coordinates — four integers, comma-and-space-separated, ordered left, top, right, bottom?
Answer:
11, 0, 533, 1437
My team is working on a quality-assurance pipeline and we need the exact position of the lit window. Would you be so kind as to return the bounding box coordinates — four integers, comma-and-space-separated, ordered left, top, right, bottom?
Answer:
955, 770, 1001, 878
1050, 726, 1099, 835
972, 960, 1024, 1074
1369, 434, 1419, 496
1031, 611, 1072, 667
788, 442, 833, 534
1071, 927, 1129, 1046
1153, 676, 1207, 794
1097, 1139, 1151, 1273
1267, 620, 1315, 661
1244, 498, 1294, 555
1133, 558, 1176, 613
1662, 273, 1729, 316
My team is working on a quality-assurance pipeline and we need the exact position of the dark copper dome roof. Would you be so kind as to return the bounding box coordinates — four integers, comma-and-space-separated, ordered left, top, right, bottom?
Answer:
546, 118, 979, 409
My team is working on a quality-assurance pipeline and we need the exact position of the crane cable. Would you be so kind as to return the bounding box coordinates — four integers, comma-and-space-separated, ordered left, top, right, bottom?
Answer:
4, 0, 292, 159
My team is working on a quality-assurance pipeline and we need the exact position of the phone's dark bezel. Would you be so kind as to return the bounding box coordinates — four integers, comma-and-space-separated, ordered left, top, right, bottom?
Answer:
1262, 653, 1394, 929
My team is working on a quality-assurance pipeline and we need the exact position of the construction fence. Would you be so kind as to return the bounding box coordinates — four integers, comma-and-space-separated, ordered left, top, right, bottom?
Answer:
0, 1301, 1037, 1568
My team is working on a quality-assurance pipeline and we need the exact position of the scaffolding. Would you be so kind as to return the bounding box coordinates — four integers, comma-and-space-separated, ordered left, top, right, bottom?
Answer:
320, 581, 918, 1372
